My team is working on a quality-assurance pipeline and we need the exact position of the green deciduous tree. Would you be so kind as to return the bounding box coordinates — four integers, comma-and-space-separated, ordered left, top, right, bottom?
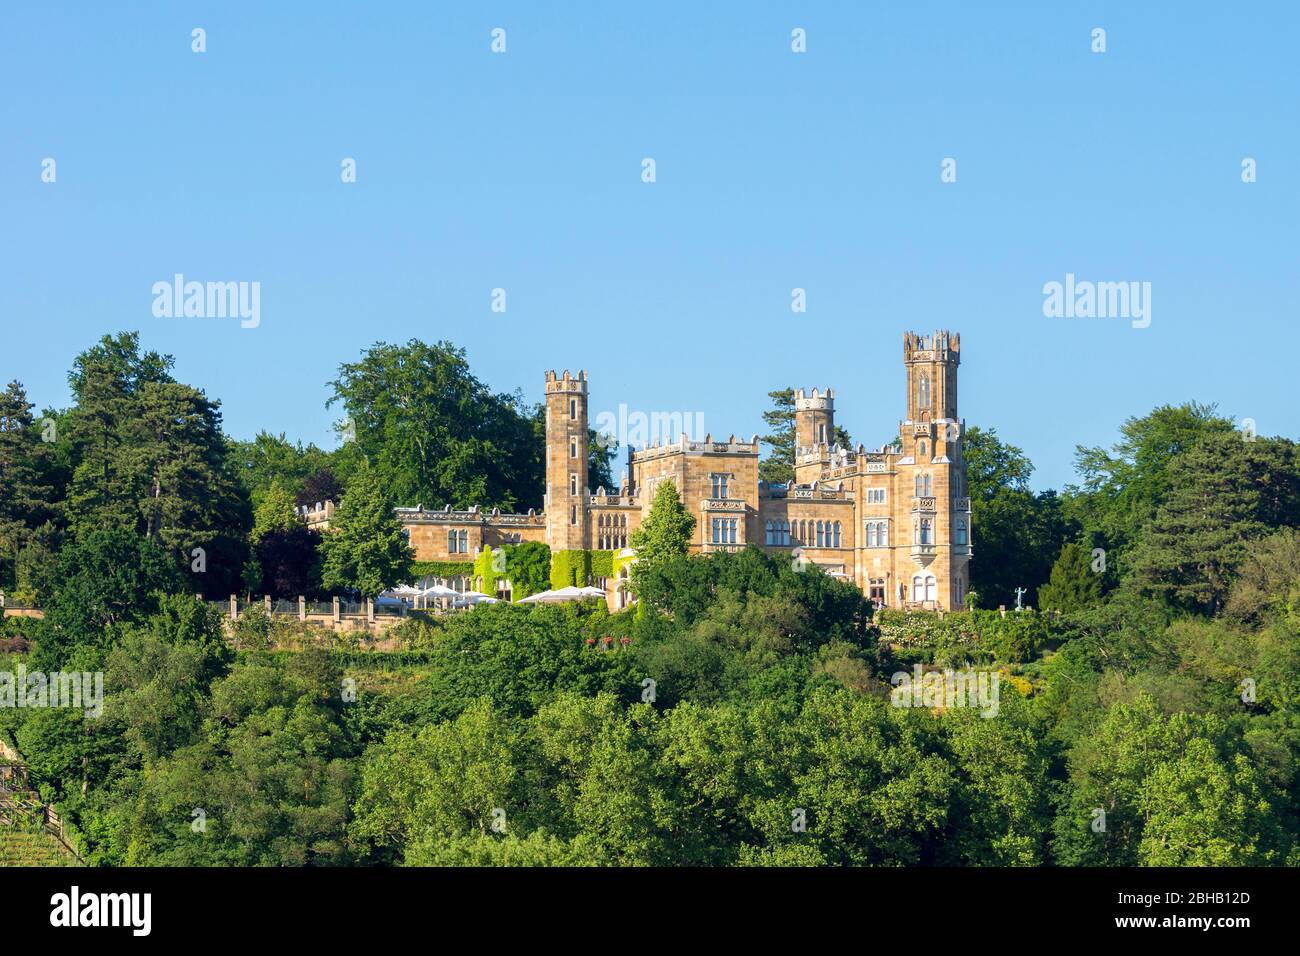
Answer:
327, 339, 543, 512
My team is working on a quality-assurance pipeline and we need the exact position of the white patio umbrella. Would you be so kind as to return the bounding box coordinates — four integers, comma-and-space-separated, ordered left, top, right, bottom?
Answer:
417, 582, 461, 610
419, 584, 460, 598
576, 586, 606, 598
517, 586, 587, 604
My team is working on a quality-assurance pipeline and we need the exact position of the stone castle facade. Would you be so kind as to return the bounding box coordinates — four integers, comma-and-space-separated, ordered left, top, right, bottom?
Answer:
311, 330, 972, 611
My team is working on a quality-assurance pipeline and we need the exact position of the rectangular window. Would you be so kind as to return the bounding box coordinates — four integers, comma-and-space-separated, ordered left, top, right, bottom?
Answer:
569, 399, 577, 419
710, 474, 729, 499
867, 488, 886, 504
570, 436, 578, 458
570, 505, 577, 526
570, 473, 578, 496
728, 518, 737, 544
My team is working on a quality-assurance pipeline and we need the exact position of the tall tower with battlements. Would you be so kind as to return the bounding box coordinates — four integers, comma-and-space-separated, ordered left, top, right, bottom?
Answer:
544, 370, 589, 552
898, 330, 969, 609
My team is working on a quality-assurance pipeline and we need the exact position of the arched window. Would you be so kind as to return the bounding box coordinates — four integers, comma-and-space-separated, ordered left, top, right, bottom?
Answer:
920, 519, 932, 545
918, 373, 930, 409
816, 522, 824, 547
833, 521, 841, 548
918, 440, 927, 459
765, 520, 774, 545
912, 576, 925, 601
915, 474, 923, 496
955, 519, 967, 545
925, 575, 937, 602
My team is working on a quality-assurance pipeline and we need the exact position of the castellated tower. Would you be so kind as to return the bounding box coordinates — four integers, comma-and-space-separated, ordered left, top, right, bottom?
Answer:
795, 388, 835, 451
544, 370, 589, 552
898, 330, 970, 609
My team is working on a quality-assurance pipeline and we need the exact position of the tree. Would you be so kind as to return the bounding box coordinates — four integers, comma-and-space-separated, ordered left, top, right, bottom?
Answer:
250, 482, 322, 598
1068, 402, 1234, 562
38, 528, 183, 668
1037, 542, 1106, 613
629, 480, 695, 583
588, 426, 618, 494
1129, 432, 1300, 614
964, 426, 1072, 608
758, 388, 795, 485
319, 464, 414, 597
1225, 529, 1300, 626
327, 339, 543, 512
297, 466, 344, 510
228, 431, 335, 507
64, 332, 175, 533
0, 381, 56, 589
62, 333, 251, 595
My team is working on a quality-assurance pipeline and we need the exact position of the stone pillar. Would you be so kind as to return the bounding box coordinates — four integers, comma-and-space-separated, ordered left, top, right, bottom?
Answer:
298, 595, 306, 621
366, 598, 375, 623
229, 595, 238, 619
332, 596, 340, 624
263, 595, 271, 615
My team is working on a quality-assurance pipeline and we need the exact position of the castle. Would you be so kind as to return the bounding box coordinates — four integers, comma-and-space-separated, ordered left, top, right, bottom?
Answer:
310, 330, 972, 611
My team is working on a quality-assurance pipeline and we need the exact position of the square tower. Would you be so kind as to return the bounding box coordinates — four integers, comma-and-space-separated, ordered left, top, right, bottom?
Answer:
897, 330, 969, 610
544, 370, 589, 552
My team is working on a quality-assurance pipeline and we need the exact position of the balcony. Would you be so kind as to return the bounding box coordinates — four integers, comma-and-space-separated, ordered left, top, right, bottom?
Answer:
911, 543, 937, 565
953, 497, 971, 512
911, 497, 937, 513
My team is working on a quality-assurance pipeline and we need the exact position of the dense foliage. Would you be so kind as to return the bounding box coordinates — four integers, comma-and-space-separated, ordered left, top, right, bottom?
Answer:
3, 331, 1299, 867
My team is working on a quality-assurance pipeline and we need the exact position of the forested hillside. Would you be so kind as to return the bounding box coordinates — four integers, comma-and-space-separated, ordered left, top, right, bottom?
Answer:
2, 331, 1298, 865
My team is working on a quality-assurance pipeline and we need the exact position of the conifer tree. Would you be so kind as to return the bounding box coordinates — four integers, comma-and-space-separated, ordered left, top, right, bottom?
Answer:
629, 480, 695, 586
319, 464, 414, 597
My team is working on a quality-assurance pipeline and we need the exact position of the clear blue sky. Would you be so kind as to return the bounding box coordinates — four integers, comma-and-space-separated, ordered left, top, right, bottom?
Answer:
3, 1, 1296, 490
